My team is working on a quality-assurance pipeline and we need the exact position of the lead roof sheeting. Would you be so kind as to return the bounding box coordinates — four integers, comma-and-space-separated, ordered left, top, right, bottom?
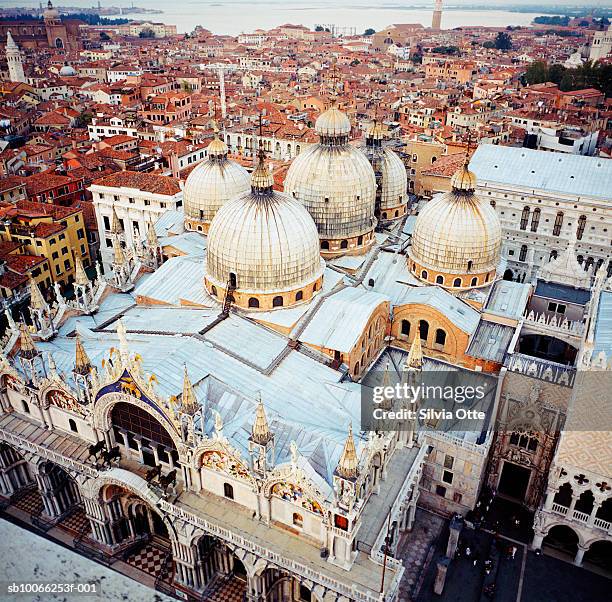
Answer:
466, 320, 516, 363
394, 285, 480, 334
471, 145, 612, 200
484, 279, 532, 320
300, 287, 389, 352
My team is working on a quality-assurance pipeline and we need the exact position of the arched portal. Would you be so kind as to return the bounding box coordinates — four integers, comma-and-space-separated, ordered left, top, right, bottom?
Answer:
0, 442, 34, 498
503, 269, 514, 281
36, 460, 81, 520
259, 566, 314, 601
583, 540, 612, 574
109, 401, 178, 468
542, 524, 579, 559
517, 334, 578, 366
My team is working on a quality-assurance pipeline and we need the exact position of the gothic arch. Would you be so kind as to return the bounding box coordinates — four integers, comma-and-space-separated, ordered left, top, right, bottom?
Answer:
94, 392, 184, 453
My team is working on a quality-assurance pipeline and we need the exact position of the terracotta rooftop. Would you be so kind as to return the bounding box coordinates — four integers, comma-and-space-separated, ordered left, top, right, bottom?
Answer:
91, 171, 181, 196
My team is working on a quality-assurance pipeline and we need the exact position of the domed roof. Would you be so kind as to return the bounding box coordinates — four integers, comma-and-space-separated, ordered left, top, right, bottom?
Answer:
284, 105, 376, 241
315, 106, 351, 137
409, 161, 501, 278
362, 122, 407, 215
59, 64, 76, 76
183, 135, 250, 225
206, 155, 324, 295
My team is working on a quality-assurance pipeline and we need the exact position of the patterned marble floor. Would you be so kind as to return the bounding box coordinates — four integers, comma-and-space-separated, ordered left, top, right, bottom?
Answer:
205, 574, 247, 602
126, 542, 174, 583
57, 506, 90, 536
12, 487, 43, 516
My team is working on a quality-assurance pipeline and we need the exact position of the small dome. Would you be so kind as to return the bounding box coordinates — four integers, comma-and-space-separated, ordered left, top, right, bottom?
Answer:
183, 137, 250, 227
59, 64, 76, 77
315, 106, 351, 138
409, 163, 501, 284
206, 156, 324, 302
285, 105, 376, 250
43, 0, 59, 19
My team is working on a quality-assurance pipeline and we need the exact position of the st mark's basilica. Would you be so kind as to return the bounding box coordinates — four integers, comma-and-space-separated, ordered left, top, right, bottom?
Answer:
0, 102, 611, 601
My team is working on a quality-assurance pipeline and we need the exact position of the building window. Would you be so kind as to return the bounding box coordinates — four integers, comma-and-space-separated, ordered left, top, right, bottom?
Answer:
436, 275, 444, 285
531, 208, 540, 232
272, 296, 283, 307
453, 277, 462, 287
419, 320, 429, 341
548, 302, 566, 315
519, 244, 528, 262
553, 211, 564, 236
248, 297, 259, 308
421, 270, 428, 280
211, 285, 217, 297
295, 290, 303, 301
470, 276, 478, 286
435, 329, 446, 346
69, 418, 78, 433
436, 485, 446, 498
321, 241, 329, 250
444, 455, 454, 469
442, 470, 453, 484
223, 483, 234, 499
292, 512, 303, 528
520, 206, 530, 230
576, 215, 586, 240
401, 320, 410, 336
22, 400, 30, 414
340, 240, 348, 249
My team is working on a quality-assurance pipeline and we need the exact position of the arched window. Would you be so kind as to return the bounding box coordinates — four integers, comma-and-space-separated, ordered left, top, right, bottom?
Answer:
22, 400, 30, 414
357, 235, 363, 245
313, 282, 319, 292
295, 290, 303, 301
292, 512, 303, 527
576, 215, 586, 240
272, 296, 283, 307
248, 297, 259, 308
211, 285, 217, 297
470, 276, 478, 286
419, 320, 429, 341
69, 418, 78, 433
321, 241, 329, 250
401, 320, 410, 336
340, 240, 348, 249
553, 211, 564, 236
467, 260, 473, 272
229, 272, 237, 288
519, 244, 528, 262
453, 277, 462, 287
436, 275, 444, 284
421, 270, 428, 280
520, 206, 530, 230
368, 278, 375, 287
435, 329, 446, 346
223, 483, 234, 499
531, 208, 541, 232
382, 212, 387, 219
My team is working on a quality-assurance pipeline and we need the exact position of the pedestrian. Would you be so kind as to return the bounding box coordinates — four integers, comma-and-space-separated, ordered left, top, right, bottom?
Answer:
465, 546, 472, 557
510, 546, 517, 560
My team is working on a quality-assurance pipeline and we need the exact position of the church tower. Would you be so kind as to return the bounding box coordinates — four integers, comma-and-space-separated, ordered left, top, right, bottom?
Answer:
5, 31, 26, 83
432, 0, 443, 30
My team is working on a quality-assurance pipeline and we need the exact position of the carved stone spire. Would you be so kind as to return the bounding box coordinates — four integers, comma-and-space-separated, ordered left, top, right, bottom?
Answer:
251, 393, 272, 445
19, 322, 38, 360
74, 254, 89, 287
29, 277, 47, 311
336, 423, 358, 480
181, 365, 199, 415
112, 237, 126, 265
74, 332, 92, 375
111, 205, 123, 236
146, 219, 159, 248
406, 329, 423, 370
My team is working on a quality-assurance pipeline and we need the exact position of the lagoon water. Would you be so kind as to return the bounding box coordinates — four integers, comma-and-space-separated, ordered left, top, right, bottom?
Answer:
0, 0, 558, 34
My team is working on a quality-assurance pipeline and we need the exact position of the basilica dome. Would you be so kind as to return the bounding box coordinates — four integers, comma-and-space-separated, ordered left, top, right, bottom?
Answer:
362, 121, 408, 224
284, 104, 376, 257
205, 154, 324, 310
408, 161, 501, 290
183, 134, 250, 233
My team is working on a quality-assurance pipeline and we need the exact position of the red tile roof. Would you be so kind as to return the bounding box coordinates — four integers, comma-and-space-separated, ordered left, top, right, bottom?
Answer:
92, 171, 181, 196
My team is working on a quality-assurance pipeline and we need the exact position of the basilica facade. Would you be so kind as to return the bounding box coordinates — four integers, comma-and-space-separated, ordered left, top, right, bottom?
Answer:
1, 102, 611, 598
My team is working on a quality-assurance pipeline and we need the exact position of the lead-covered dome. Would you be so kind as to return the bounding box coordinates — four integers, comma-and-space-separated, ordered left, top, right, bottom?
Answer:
362, 121, 408, 224
183, 134, 250, 233
408, 162, 501, 290
284, 104, 376, 257
205, 154, 324, 310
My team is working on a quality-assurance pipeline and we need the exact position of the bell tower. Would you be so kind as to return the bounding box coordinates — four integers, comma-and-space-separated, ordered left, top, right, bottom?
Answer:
5, 31, 26, 83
